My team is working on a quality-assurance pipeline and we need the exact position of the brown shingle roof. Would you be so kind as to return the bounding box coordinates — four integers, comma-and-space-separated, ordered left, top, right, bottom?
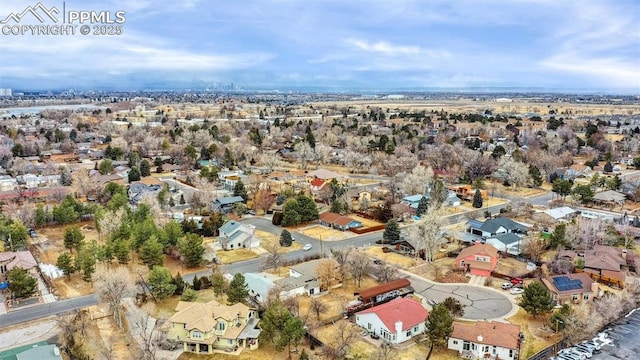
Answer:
357, 279, 411, 301
456, 243, 498, 260
451, 321, 521, 350
168, 299, 253, 333
543, 273, 593, 295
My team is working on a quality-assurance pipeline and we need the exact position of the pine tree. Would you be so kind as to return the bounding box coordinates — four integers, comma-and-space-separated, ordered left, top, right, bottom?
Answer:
280, 229, 293, 247
139, 159, 151, 177
139, 236, 164, 269
519, 281, 554, 318
383, 219, 401, 244
178, 233, 205, 268
425, 304, 454, 359
472, 189, 483, 208
56, 252, 75, 279
416, 196, 429, 216
233, 179, 248, 202
63, 226, 85, 252
529, 165, 543, 187
227, 273, 249, 304
147, 266, 177, 302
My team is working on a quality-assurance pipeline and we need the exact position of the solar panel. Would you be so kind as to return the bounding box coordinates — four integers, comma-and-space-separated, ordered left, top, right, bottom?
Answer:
552, 276, 583, 291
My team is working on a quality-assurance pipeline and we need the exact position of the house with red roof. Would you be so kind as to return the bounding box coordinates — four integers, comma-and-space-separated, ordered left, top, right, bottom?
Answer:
448, 321, 522, 360
354, 297, 428, 344
455, 243, 499, 277
318, 212, 362, 231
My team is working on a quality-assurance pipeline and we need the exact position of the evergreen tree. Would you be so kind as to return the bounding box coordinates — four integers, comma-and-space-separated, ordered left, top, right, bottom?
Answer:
212, 273, 227, 298
227, 273, 249, 304
425, 304, 454, 360
529, 165, 543, 187
282, 200, 301, 226
330, 199, 344, 214
604, 160, 613, 173
383, 219, 400, 244
63, 226, 85, 252
7, 267, 38, 299
76, 248, 96, 282
192, 274, 201, 290
280, 229, 293, 247
178, 233, 205, 268
179, 194, 186, 205
147, 266, 177, 302
128, 167, 141, 182
171, 273, 185, 295
114, 239, 131, 264
139, 159, 151, 177
233, 179, 248, 202
472, 189, 483, 208
416, 196, 429, 216
56, 252, 75, 279
139, 236, 164, 269
519, 281, 554, 318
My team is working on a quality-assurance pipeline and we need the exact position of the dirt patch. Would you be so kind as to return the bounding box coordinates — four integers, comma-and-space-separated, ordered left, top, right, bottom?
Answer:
506, 308, 556, 359
364, 246, 417, 269
163, 254, 208, 277
298, 225, 352, 241
459, 197, 507, 209
178, 342, 312, 360
494, 257, 531, 278
216, 249, 258, 264
81, 306, 140, 360
410, 257, 457, 281
298, 277, 380, 322
255, 230, 302, 253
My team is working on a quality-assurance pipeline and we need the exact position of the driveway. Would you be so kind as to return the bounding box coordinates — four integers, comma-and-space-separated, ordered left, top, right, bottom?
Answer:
403, 271, 515, 321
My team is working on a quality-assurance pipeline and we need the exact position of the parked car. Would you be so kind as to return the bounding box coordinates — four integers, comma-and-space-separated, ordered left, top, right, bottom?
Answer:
510, 277, 524, 285
510, 288, 524, 295
427, 299, 439, 306
557, 351, 583, 360
572, 345, 593, 358
502, 282, 514, 290
560, 348, 586, 360
246, 209, 256, 215
28, 229, 37, 238
303, 244, 312, 251
577, 342, 597, 353
370, 332, 380, 339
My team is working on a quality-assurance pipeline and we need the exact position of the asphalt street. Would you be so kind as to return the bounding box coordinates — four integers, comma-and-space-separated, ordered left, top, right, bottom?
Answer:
0, 294, 97, 327
592, 309, 640, 360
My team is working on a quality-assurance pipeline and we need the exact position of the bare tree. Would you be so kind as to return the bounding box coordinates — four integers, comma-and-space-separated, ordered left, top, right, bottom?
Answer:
309, 297, 328, 321
400, 165, 434, 196
99, 344, 116, 360
263, 241, 283, 272
259, 153, 280, 172
409, 208, 445, 262
376, 262, 399, 283
254, 189, 274, 214
522, 235, 546, 263
135, 312, 162, 360
321, 319, 359, 360
348, 250, 371, 287
294, 141, 315, 170
370, 342, 396, 360
563, 303, 605, 344
330, 248, 352, 284
493, 157, 529, 189
315, 259, 338, 291
95, 267, 134, 330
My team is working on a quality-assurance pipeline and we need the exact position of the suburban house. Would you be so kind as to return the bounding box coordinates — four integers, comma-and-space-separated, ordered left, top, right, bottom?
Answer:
542, 273, 598, 304
542, 206, 578, 222
0, 175, 17, 191
318, 212, 362, 231
306, 168, 347, 183
591, 190, 626, 207
167, 299, 261, 355
485, 233, 525, 255
128, 183, 162, 205
212, 196, 245, 213
467, 217, 528, 238
218, 171, 246, 191
582, 245, 635, 283
565, 164, 592, 179
448, 321, 522, 360
0, 251, 38, 278
455, 243, 499, 277
402, 194, 426, 210
355, 297, 428, 344
285, 258, 338, 295
218, 221, 259, 250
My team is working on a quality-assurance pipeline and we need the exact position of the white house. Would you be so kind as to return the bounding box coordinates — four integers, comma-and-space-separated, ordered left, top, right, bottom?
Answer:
484, 233, 525, 255
448, 321, 522, 360
218, 221, 259, 250
355, 297, 428, 344
0, 175, 17, 191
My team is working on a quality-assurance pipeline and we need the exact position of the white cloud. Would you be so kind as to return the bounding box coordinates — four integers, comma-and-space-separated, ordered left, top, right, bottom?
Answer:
346, 39, 422, 56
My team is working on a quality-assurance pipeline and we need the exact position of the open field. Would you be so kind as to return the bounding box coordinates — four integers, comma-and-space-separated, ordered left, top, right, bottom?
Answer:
363, 246, 418, 269
297, 225, 352, 241
255, 230, 302, 253
216, 248, 259, 264
459, 196, 507, 209
298, 277, 380, 322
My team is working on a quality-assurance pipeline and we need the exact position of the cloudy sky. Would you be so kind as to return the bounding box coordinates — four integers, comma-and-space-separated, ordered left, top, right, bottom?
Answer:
0, 0, 638, 92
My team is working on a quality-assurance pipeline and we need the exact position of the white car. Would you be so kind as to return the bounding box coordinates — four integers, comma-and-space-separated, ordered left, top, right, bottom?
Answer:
510, 288, 524, 295
303, 244, 312, 251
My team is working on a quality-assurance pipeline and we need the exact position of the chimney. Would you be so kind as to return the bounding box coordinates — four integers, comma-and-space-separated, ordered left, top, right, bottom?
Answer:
622, 249, 627, 260
477, 335, 483, 343
395, 320, 403, 335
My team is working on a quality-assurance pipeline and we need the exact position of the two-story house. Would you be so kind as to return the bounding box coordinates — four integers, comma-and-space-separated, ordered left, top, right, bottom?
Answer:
167, 299, 261, 355
218, 221, 259, 250
448, 321, 522, 360
355, 297, 428, 344
455, 243, 499, 277
211, 196, 245, 213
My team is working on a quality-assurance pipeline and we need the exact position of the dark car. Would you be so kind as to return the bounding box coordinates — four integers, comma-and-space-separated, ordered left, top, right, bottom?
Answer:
28, 229, 37, 238
370, 333, 380, 339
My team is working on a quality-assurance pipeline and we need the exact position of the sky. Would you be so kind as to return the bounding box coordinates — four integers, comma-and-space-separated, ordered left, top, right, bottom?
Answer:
0, 0, 638, 92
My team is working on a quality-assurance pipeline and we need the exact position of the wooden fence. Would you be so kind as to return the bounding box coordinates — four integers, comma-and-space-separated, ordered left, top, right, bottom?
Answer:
349, 224, 385, 234
575, 268, 624, 289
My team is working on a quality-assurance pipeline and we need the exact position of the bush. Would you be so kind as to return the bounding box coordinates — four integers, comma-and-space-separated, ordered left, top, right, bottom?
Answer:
181, 288, 198, 301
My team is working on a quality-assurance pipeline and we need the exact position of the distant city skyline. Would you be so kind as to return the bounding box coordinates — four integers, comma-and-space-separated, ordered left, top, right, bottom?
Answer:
0, 0, 638, 93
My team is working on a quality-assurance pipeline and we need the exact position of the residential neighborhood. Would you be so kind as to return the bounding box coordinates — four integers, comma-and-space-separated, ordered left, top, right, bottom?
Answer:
0, 92, 639, 360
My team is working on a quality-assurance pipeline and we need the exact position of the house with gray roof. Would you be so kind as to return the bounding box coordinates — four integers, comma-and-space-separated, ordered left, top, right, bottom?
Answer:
16, 344, 62, 360
212, 196, 245, 213
467, 217, 529, 238
485, 233, 525, 255
218, 220, 259, 250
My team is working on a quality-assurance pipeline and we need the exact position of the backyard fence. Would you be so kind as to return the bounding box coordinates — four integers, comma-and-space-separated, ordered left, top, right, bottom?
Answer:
349, 224, 385, 234
575, 268, 624, 289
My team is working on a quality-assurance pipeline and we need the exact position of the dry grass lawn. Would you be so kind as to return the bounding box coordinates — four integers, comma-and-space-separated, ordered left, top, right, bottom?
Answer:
298, 225, 351, 241
177, 342, 311, 360
298, 277, 380, 322
459, 196, 507, 209
350, 215, 384, 228
506, 308, 556, 359
255, 230, 302, 253
494, 257, 532, 277
215, 248, 258, 264
410, 257, 457, 280
82, 306, 138, 359
363, 246, 417, 269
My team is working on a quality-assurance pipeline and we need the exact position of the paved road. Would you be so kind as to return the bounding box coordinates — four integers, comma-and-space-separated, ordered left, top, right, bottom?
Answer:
406, 272, 514, 320
0, 294, 97, 327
